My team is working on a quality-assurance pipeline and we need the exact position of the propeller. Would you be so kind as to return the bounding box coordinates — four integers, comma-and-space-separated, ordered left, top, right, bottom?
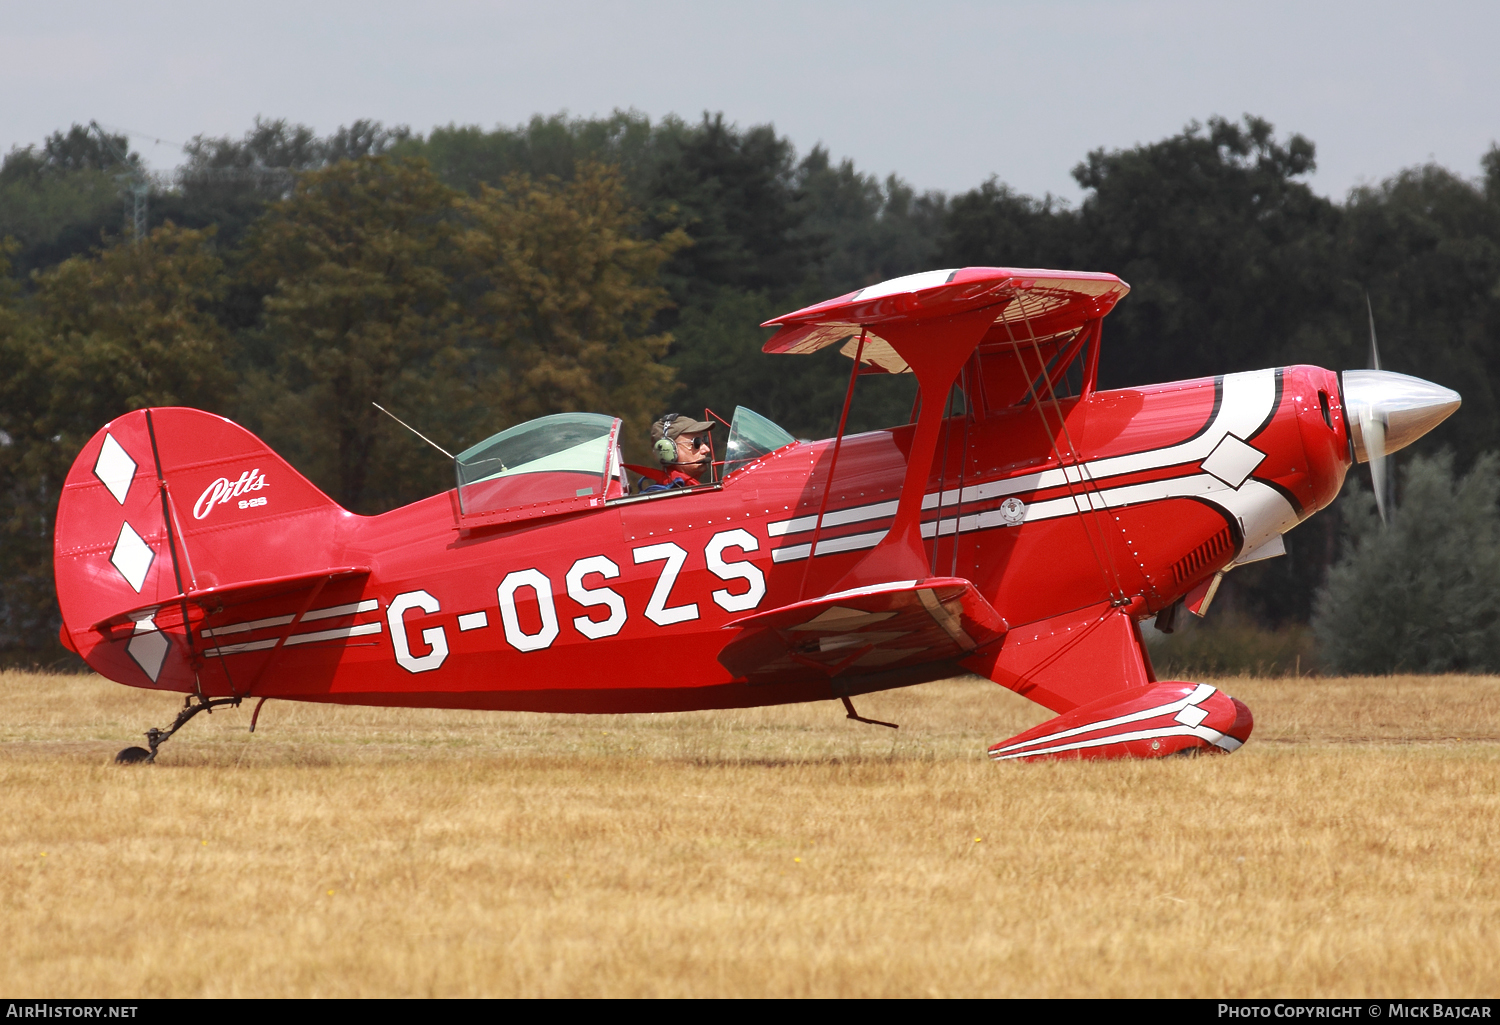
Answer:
1341, 296, 1461, 527
1362, 295, 1390, 525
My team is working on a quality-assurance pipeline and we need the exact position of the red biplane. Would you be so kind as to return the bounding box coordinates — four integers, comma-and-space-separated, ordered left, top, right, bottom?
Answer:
53, 267, 1460, 763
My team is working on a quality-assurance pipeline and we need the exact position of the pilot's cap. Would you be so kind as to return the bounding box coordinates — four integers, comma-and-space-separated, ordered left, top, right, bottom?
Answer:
651, 414, 714, 442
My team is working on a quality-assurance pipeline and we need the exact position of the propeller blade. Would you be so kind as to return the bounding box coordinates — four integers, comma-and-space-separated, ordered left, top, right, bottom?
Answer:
1365, 293, 1382, 372
1320, 300, 1462, 527
1359, 294, 1391, 524
1362, 406, 1389, 526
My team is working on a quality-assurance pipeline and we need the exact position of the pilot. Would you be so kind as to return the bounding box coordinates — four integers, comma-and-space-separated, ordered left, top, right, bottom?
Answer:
641, 413, 715, 491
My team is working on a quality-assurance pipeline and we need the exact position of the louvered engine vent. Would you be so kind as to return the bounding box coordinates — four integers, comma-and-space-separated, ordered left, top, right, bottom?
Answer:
1171, 527, 1234, 584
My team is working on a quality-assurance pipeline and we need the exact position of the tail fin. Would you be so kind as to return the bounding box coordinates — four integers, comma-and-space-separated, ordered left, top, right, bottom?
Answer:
55, 408, 354, 690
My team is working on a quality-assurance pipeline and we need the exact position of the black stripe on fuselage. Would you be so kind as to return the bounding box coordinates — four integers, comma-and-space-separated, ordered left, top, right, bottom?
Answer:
1180, 376, 1225, 445
1184, 495, 1246, 561
1254, 475, 1306, 516
1247, 368, 1284, 441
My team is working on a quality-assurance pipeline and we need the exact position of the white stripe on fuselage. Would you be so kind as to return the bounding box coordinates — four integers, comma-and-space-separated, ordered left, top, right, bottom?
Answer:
768, 369, 1299, 563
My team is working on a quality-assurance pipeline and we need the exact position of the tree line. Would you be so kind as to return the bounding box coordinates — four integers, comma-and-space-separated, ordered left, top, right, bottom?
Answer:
3, 111, 1498, 669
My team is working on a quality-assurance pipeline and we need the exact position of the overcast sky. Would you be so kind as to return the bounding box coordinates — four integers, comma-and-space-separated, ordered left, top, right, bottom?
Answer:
3, 0, 1497, 204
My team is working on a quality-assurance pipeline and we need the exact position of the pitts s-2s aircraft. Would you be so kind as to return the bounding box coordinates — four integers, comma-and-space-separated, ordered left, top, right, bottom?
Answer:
54, 268, 1461, 764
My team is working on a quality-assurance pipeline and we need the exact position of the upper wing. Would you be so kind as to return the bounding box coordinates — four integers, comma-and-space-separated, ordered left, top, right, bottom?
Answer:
760, 267, 1129, 374
717, 577, 1006, 685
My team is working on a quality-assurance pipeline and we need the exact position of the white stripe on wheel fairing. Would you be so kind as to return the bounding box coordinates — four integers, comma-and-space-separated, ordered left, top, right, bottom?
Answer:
988, 683, 1244, 761
989, 721, 1239, 760
992, 683, 1218, 754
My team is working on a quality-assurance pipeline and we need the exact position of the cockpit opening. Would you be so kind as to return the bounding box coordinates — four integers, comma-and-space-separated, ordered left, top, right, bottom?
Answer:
453, 406, 797, 526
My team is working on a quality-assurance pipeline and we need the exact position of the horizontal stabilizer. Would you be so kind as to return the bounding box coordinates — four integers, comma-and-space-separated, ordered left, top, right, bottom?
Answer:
92, 566, 371, 637
988, 682, 1253, 762
718, 577, 1006, 684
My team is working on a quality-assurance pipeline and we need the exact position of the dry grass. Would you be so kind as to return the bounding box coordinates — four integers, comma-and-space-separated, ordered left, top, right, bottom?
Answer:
2, 669, 1498, 998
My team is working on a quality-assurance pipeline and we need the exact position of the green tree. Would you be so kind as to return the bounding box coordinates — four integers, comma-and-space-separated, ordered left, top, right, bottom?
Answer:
403, 113, 930, 432
418, 111, 659, 199
460, 163, 687, 463
1313, 452, 1500, 673
0, 238, 49, 658
241, 155, 465, 513
1341, 154, 1500, 467
795, 145, 947, 295
31, 224, 233, 426
0, 124, 140, 277
163, 117, 414, 254
937, 177, 1074, 271
1071, 115, 1344, 390
0, 225, 231, 663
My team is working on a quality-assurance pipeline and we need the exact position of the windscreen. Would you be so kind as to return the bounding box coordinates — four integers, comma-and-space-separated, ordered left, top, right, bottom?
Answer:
723, 406, 796, 478
456, 412, 619, 517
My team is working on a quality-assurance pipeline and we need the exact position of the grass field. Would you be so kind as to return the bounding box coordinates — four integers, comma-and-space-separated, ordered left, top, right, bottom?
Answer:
2, 669, 1498, 998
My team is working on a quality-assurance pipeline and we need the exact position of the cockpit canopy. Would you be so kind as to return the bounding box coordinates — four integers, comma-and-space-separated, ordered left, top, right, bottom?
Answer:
456, 412, 626, 526
452, 406, 796, 529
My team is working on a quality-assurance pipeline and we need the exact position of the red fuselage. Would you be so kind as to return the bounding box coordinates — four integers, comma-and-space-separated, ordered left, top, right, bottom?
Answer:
56, 364, 1349, 713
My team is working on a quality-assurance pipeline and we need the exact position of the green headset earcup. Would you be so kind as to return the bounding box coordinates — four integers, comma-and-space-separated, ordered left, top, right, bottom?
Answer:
654, 438, 677, 463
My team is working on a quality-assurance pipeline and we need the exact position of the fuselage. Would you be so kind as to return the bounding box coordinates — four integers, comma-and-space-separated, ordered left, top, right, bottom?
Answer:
167, 364, 1348, 713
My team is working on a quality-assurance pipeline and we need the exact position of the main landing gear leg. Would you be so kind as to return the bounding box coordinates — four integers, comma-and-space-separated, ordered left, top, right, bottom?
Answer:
115, 693, 243, 764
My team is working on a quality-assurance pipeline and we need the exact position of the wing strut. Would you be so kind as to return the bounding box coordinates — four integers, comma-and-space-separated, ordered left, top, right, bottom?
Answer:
829, 302, 1003, 590
931, 363, 974, 578
798, 329, 867, 601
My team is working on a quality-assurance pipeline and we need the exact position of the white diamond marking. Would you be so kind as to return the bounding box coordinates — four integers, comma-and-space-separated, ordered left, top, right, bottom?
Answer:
1175, 704, 1210, 728
93, 433, 137, 505
127, 616, 170, 682
110, 521, 155, 592
1201, 434, 1266, 490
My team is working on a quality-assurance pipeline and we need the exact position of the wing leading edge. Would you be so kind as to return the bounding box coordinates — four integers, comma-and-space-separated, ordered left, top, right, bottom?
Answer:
760, 267, 1129, 375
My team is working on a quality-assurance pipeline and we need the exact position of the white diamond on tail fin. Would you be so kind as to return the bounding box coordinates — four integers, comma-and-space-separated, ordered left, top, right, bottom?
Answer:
93, 433, 137, 505
126, 616, 170, 682
109, 522, 154, 593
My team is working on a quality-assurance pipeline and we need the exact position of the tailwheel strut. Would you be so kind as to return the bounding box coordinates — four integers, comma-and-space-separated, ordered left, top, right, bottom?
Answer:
841, 695, 899, 730
115, 693, 243, 765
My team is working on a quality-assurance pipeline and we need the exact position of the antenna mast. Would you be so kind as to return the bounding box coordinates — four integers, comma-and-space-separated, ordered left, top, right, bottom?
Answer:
88, 121, 149, 243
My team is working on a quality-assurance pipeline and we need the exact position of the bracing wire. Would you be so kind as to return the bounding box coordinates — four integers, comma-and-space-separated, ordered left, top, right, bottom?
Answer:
1002, 292, 1128, 603
1014, 293, 1128, 602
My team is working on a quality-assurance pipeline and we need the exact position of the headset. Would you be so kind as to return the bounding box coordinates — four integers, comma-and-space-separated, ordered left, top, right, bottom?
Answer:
654, 413, 680, 464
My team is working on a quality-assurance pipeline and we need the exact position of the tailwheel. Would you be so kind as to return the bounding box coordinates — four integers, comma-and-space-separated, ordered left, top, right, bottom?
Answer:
114, 693, 243, 765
